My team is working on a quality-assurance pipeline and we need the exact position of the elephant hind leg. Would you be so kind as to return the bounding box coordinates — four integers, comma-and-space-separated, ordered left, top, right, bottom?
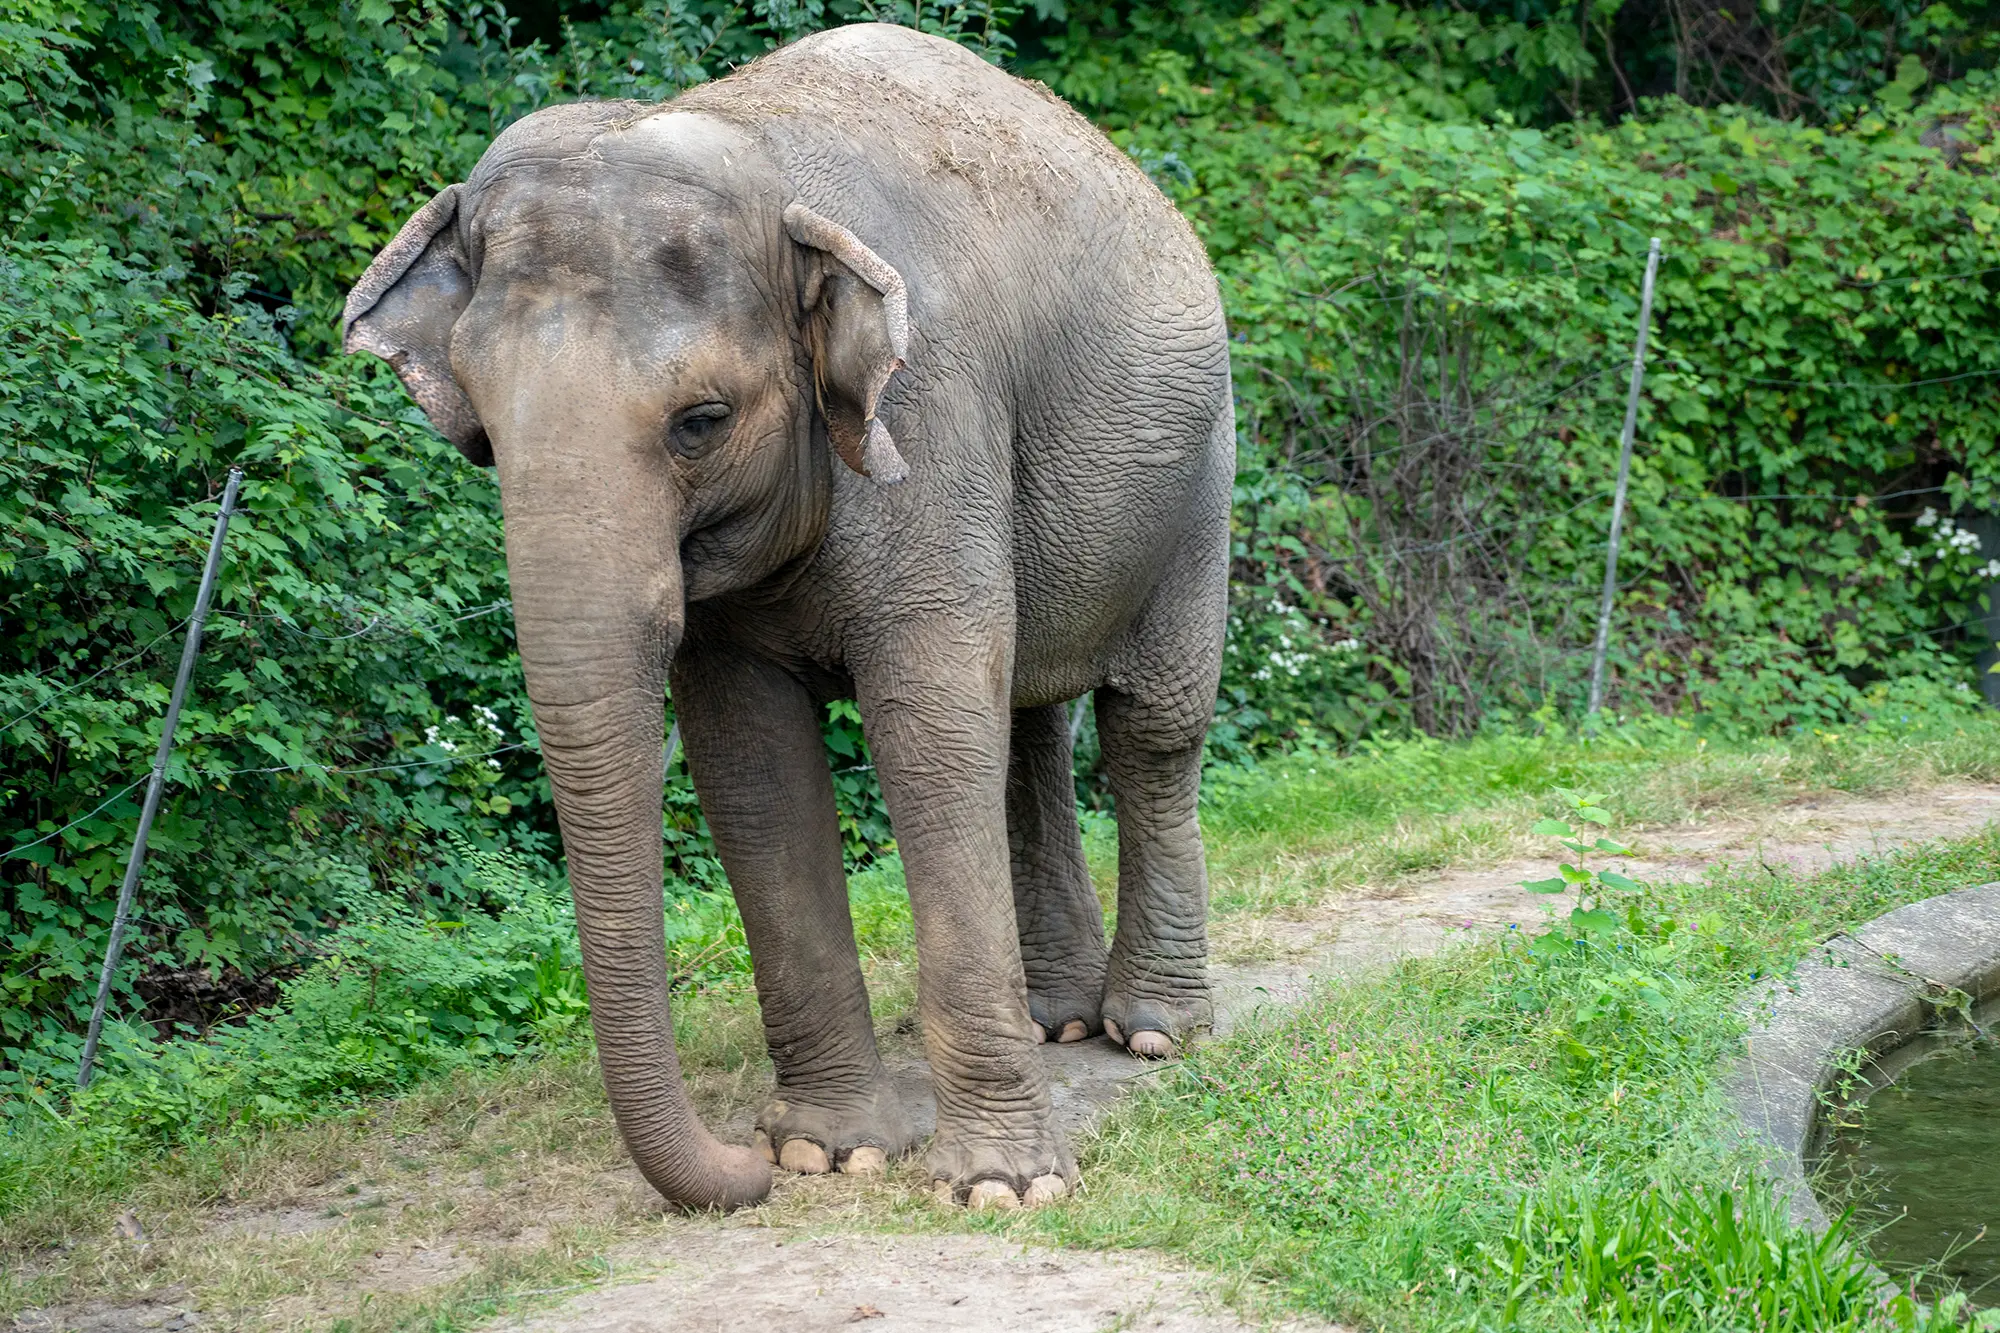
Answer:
1094, 442, 1228, 1059
1094, 684, 1214, 1059
1006, 702, 1108, 1044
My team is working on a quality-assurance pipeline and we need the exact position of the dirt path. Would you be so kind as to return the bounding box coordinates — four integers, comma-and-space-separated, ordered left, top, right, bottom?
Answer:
495, 1231, 1318, 1333
508, 784, 2000, 1333
29, 785, 2000, 1333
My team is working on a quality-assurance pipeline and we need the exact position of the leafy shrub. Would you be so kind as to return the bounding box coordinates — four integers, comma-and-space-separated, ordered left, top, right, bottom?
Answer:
0, 840, 917, 1195
1, 842, 586, 1148
1117, 82, 2000, 744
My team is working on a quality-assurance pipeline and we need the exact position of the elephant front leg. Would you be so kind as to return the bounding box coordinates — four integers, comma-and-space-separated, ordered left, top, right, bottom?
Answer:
1008, 702, 1108, 1044
858, 638, 1075, 1209
673, 643, 914, 1176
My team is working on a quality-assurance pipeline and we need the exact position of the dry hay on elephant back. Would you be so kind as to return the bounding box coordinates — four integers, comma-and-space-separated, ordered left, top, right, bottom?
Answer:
667, 29, 1180, 228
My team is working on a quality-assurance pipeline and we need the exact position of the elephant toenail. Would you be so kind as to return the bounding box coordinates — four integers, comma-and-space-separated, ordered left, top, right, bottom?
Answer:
931, 1179, 958, 1205
753, 1130, 777, 1164
966, 1180, 1020, 1211
1127, 1029, 1175, 1059
1057, 1020, 1088, 1043
841, 1146, 888, 1175
778, 1139, 831, 1174
1032, 1021, 1048, 1044
1103, 1018, 1124, 1045
1023, 1174, 1069, 1207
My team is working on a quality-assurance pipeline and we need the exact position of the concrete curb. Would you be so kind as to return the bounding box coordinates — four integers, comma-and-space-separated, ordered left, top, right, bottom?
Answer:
1730, 881, 2000, 1228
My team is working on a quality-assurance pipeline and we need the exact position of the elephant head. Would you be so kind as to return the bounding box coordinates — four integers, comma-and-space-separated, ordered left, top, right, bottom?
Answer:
342, 102, 913, 1210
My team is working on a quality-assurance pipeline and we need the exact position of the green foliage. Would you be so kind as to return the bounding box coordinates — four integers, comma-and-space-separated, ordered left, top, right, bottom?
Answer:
0, 842, 584, 1184
1488, 1182, 1997, 1331
0, 842, 915, 1203
0, 223, 543, 1075
1065, 43, 2000, 745
1520, 791, 1645, 948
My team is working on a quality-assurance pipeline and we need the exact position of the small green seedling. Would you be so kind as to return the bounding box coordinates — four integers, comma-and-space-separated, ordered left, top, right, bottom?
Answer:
1520, 791, 1641, 953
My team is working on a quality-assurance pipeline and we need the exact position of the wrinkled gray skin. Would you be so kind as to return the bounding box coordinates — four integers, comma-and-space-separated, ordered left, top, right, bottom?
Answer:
343, 24, 1232, 1212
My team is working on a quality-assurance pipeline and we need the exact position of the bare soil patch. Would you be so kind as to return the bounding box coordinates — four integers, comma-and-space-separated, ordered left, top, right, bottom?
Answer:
494, 1230, 1325, 1333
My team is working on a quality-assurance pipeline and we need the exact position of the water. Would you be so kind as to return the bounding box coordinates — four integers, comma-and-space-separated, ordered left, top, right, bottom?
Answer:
1820, 1001, 2000, 1303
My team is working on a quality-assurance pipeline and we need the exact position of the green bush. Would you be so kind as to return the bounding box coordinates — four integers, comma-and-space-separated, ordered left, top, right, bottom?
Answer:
1063, 49, 2000, 743
1, 842, 584, 1148
0, 839, 918, 1201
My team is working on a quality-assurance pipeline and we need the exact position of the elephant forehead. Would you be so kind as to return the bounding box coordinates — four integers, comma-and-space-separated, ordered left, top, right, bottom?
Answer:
470, 108, 756, 196
470, 174, 747, 296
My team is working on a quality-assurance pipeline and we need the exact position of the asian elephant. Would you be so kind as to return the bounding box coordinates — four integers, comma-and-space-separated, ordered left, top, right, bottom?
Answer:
342, 23, 1233, 1212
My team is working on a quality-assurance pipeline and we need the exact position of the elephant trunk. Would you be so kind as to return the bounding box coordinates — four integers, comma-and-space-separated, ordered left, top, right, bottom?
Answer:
502, 474, 772, 1212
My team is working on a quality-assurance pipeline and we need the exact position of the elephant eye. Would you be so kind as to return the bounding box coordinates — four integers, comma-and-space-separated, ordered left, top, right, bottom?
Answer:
669, 402, 732, 459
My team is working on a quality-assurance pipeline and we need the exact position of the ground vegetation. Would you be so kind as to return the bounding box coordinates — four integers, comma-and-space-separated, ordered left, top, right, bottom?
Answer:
5, 1, 2000, 1320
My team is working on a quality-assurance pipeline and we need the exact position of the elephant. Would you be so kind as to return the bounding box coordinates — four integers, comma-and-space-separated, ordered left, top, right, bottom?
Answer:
342, 23, 1233, 1212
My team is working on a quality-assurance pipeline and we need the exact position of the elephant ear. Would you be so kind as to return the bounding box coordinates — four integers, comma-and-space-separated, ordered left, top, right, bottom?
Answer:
342, 184, 492, 466
784, 201, 910, 485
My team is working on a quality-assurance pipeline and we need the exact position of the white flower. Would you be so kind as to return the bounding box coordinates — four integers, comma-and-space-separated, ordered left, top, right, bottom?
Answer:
445, 714, 460, 724
486, 758, 502, 770
1917, 507, 1939, 527
439, 739, 458, 752
424, 725, 442, 744
1332, 638, 1362, 653
1984, 560, 2000, 579
1895, 549, 1916, 568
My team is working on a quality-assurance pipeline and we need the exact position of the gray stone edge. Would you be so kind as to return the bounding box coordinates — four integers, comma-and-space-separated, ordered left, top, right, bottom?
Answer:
1728, 880, 2000, 1229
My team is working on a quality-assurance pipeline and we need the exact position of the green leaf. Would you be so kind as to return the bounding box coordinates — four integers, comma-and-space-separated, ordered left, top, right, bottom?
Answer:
1593, 837, 1632, 855
1521, 876, 1568, 894
1879, 53, 1928, 112
1532, 819, 1574, 836
1570, 908, 1618, 939
1574, 807, 1613, 826
1559, 863, 1591, 885
1529, 931, 1575, 959
1598, 870, 1641, 891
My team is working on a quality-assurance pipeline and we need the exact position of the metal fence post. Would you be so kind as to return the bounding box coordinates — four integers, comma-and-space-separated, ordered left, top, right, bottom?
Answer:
1586, 238, 1663, 717
77, 467, 243, 1088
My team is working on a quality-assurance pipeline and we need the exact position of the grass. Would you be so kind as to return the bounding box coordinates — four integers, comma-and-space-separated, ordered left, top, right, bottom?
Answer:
8, 714, 2000, 1329
1200, 717, 2000, 926
1002, 807, 2000, 1329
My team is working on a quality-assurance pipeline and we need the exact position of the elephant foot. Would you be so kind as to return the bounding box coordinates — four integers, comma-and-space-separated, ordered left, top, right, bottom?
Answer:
926, 1119, 1077, 1209
1101, 973, 1211, 1060
1024, 957, 1106, 1046
755, 1079, 915, 1177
